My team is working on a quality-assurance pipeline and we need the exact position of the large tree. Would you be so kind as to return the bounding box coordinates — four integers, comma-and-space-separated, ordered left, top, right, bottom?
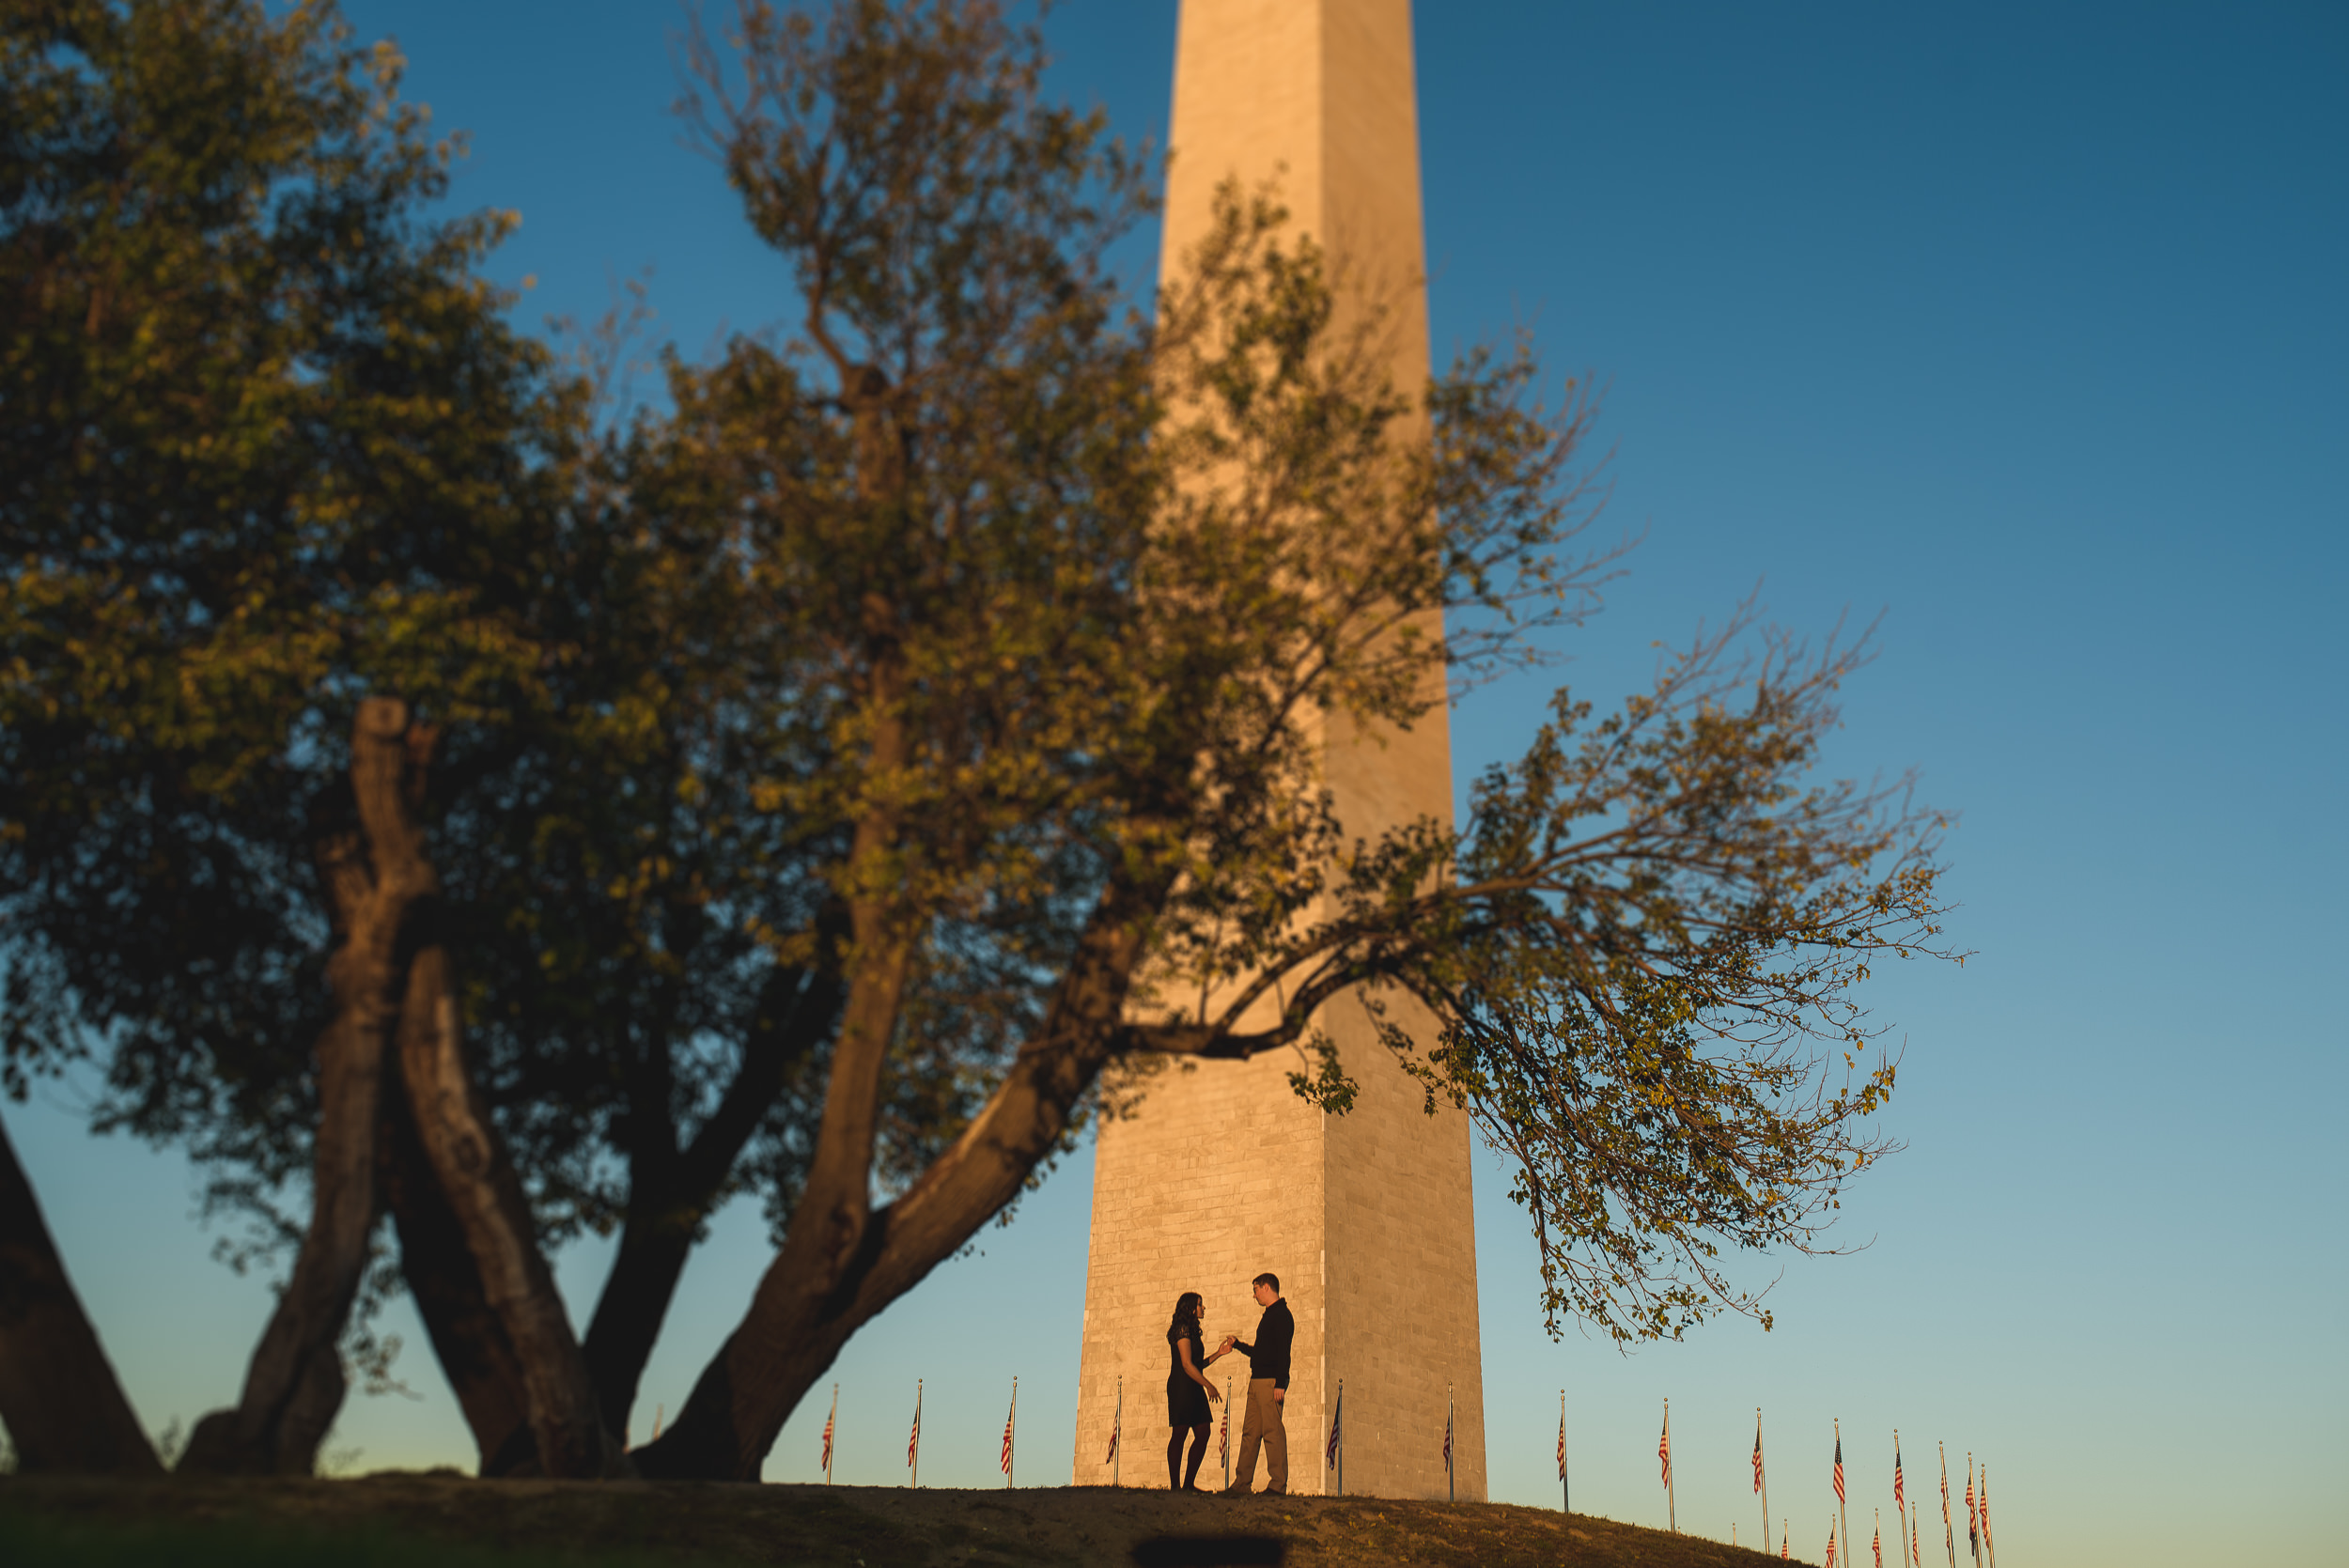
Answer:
628, 0, 1951, 1479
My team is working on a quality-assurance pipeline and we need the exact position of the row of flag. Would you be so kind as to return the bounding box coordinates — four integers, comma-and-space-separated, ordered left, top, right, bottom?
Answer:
838, 1371, 1458, 1495
1650, 1403, 1998, 1565
810, 1376, 1025, 1488
818, 1375, 2001, 1561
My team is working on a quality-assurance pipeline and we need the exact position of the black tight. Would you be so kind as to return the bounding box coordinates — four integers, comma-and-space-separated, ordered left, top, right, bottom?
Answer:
1167, 1421, 1210, 1490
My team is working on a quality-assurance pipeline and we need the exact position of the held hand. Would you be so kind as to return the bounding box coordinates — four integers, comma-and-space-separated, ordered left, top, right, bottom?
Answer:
1272, 1388, 1285, 1405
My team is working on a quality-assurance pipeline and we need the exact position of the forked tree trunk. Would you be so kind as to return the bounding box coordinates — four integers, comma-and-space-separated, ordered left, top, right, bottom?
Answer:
181, 697, 618, 1479
386, 957, 839, 1470
583, 955, 844, 1437
182, 697, 428, 1475
389, 953, 839, 1469
0, 1111, 162, 1474
397, 941, 629, 1478
377, 1047, 535, 1475
632, 880, 1160, 1480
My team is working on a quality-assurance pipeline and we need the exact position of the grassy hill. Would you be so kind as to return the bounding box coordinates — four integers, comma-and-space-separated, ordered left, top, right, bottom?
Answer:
1, 1473, 1811, 1567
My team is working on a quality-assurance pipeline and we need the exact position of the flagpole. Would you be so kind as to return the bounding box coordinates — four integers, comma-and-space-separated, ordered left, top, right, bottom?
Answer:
1561, 1390, 1569, 1517
1664, 1397, 1675, 1533
1222, 1375, 1232, 1490
1759, 1406, 1770, 1550
1836, 1416, 1849, 1568
1982, 1463, 1995, 1568
1334, 1377, 1345, 1498
1966, 1453, 1977, 1565
1938, 1441, 1953, 1568
1894, 1428, 1907, 1568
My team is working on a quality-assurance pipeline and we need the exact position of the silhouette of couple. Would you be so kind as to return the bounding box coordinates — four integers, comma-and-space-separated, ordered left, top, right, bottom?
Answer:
1164, 1272, 1294, 1494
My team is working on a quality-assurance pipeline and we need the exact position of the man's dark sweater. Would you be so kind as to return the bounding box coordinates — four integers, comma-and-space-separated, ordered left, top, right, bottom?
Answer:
1235, 1298, 1296, 1391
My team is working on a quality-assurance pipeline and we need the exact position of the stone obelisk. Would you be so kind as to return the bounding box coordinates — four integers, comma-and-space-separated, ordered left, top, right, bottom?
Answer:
1071, 0, 1486, 1502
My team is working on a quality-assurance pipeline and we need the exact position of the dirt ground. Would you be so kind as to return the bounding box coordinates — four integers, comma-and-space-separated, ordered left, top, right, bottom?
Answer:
0, 1472, 1811, 1567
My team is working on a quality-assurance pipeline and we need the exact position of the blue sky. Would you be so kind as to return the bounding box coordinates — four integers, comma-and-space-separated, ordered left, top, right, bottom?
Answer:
7, 5, 2344, 1563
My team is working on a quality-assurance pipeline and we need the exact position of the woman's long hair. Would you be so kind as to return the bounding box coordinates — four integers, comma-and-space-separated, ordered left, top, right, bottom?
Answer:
1169, 1291, 1204, 1336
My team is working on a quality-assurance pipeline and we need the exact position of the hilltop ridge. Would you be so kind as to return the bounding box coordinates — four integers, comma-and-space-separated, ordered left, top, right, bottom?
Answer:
2, 1474, 1808, 1567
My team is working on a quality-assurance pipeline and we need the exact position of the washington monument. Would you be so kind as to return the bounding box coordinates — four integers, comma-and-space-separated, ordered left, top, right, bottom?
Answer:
1071, 0, 1487, 1501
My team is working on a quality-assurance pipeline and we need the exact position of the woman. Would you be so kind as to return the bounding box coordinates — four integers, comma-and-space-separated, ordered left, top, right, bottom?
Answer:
1165, 1291, 1228, 1492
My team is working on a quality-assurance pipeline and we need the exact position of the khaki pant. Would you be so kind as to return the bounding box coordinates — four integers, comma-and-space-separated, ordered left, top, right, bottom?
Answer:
1233, 1377, 1287, 1491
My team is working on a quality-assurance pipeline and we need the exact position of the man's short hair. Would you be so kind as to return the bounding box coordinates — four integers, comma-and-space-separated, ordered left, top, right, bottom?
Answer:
1252, 1272, 1281, 1296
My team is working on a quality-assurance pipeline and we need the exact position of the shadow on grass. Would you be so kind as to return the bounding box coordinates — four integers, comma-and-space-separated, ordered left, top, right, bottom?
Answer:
1130, 1535, 1284, 1567
0, 1511, 725, 1568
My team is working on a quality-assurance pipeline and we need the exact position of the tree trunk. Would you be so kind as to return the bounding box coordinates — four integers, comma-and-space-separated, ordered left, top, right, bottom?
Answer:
581, 1212, 696, 1444
0, 1110, 162, 1474
583, 952, 844, 1438
179, 1009, 376, 1476
632, 877, 1159, 1480
181, 696, 426, 1476
396, 940, 629, 1478
378, 1045, 536, 1475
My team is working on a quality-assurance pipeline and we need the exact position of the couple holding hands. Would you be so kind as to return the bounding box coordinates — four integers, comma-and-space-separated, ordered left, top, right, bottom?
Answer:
1164, 1271, 1295, 1494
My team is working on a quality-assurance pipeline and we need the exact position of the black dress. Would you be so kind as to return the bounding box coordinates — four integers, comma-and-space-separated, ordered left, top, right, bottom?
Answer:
1165, 1321, 1210, 1426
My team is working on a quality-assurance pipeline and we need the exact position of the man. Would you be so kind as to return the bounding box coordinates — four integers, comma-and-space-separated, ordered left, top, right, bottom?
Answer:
1219, 1272, 1294, 1496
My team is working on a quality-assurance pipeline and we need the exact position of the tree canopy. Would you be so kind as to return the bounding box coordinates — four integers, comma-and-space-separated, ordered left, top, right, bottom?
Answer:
0, 0, 1952, 1482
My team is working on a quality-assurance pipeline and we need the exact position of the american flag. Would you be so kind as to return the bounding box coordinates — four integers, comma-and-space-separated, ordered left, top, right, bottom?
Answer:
1781, 1521, 1790, 1559
1219, 1397, 1229, 1466
1001, 1400, 1016, 1476
1980, 1467, 1993, 1558
1443, 1405, 1454, 1469
1941, 1460, 1951, 1528
1327, 1386, 1343, 1470
907, 1387, 921, 1468
1104, 1404, 1119, 1466
1558, 1410, 1568, 1481
821, 1400, 834, 1475
1657, 1413, 1672, 1486
1893, 1440, 1905, 1508
1912, 1503, 1922, 1565
1834, 1435, 1846, 1503
1753, 1414, 1765, 1494
1875, 1522, 1883, 1568
1826, 1524, 1838, 1568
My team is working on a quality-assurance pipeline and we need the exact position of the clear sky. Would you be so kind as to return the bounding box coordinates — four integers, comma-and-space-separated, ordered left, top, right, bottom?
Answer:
7, 4, 2344, 1564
